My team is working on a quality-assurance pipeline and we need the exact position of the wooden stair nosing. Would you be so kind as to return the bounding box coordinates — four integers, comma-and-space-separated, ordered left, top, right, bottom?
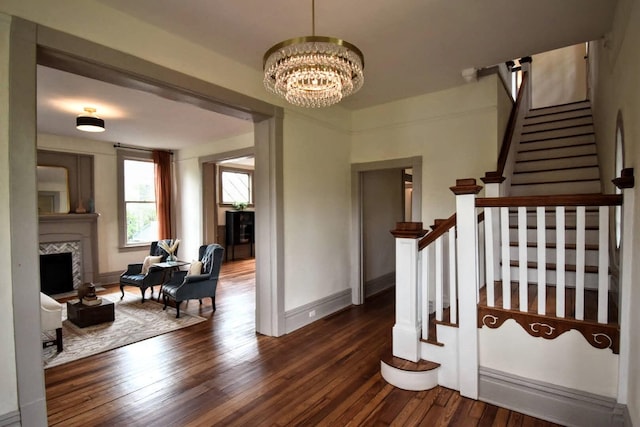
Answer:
516, 152, 598, 162
521, 122, 594, 136
509, 242, 599, 251
522, 114, 592, 127
510, 178, 600, 186
381, 350, 441, 372
519, 132, 595, 145
527, 102, 591, 117
508, 260, 599, 274
513, 164, 599, 175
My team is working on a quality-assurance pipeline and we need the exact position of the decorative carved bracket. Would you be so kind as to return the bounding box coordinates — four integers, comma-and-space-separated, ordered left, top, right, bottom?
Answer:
478, 306, 619, 354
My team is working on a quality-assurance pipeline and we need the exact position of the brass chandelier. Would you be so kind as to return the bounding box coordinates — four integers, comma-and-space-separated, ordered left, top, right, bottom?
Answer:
263, 0, 364, 108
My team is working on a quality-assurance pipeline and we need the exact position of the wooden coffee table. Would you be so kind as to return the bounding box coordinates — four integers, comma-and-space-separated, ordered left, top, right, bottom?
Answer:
67, 300, 115, 328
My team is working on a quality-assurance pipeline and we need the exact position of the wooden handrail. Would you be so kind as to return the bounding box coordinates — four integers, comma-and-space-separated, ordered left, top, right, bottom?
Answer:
476, 194, 622, 208
492, 71, 529, 178
419, 214, 456, 250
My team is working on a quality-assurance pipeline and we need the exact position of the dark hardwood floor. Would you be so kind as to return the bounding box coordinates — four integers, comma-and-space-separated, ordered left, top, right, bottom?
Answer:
45, 259, 561, 426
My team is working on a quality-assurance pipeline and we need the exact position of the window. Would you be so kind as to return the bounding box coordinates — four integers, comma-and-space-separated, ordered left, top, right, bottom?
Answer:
118, 151, 158, 247
614, 114, 625, 249
219, 166, 254, 206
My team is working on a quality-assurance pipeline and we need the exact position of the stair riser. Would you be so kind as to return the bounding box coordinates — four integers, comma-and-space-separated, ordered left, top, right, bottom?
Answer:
521, 125, 594, 142
509, 228, 600, 245
522, 116, 593, 133
518, 134, 595, 152
508, 246, 599, 265
512, 167, 600, 185
509, 181, 601, 196
506, 211, 601, 228
517, 144, 597, 161
515, 155, 598, 172
524, 108, 592, 124
507, 267, 600, 289
527, 101, 591, 117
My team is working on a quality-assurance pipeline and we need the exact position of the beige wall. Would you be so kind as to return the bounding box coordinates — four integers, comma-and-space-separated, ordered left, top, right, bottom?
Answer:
282, 109, 352, 310
592, 0, 640, 422
532, 44, 588, 109
0, 14, 18, 417
352, 76, 502, 228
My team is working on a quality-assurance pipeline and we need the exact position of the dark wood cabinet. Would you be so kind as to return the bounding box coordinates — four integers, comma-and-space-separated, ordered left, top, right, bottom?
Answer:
225, 210, 255, 260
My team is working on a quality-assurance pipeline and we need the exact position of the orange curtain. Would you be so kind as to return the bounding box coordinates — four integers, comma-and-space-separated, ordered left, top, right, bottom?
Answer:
153, 150, 172, 239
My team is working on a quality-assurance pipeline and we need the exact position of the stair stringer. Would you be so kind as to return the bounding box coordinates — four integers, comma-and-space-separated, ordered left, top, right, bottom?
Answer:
420, 324, 460, 391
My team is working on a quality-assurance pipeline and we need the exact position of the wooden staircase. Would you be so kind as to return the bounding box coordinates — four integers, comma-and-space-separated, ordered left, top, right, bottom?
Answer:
511, 100, 601, 196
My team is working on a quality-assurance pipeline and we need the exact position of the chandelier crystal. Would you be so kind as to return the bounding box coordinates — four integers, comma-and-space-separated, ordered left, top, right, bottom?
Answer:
263, 2, 364, 108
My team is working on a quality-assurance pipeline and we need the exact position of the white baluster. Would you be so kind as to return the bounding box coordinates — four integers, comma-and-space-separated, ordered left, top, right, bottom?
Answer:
575, 206, 586, 321
477, 220, 485, 302
501, 207, 511, 309
435, 235, 444, 322
449, 227, 457, 324
556, 207, 566, 318
518, 207, 528, 312
484, 208, 495, 307
598, 206, 609, 324
536, 207, 546, 315
420, 249, 430, 340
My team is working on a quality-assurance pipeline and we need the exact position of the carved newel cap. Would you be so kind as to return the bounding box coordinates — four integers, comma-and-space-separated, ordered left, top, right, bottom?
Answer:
450, 178, 483, 195
390, 222, 428, 239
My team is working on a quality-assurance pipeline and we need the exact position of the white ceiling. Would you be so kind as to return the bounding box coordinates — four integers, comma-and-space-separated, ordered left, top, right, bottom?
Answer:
37, 0, 617, 149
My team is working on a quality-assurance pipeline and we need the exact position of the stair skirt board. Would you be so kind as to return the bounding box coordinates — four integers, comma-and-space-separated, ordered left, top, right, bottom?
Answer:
380, 360, 439, 391
478, 367, 626, 427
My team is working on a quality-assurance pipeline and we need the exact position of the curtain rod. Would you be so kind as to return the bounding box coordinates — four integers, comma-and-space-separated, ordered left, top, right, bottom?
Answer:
113, 143, 173, 155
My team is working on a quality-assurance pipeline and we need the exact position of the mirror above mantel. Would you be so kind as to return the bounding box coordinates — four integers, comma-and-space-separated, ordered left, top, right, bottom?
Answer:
37, 165, 70, 214
37, 149, 95, 216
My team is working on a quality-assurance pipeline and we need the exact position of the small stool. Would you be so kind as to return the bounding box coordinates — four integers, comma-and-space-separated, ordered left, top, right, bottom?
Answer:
40, 292, 63, 353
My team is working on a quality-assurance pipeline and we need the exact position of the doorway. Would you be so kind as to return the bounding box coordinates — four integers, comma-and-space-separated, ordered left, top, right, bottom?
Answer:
351, 157, 422, 305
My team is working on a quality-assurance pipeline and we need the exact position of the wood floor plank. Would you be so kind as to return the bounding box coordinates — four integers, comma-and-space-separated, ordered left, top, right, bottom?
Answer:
44, 258, 561, 426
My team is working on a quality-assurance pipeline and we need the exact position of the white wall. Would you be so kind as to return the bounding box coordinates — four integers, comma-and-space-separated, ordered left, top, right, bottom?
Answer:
174, 132, 254, 262
479, 320, 619, 397
532, 44, 588, 109
591, 0, 640, 422
352, 76, 502, 229
283, 110, 352, 310
0, 13, 18, 419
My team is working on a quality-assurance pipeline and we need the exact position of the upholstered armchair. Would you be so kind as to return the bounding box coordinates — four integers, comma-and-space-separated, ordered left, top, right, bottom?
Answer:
162, 244, 224, 318
40, 292, 63, 353
119, 239, 179, 302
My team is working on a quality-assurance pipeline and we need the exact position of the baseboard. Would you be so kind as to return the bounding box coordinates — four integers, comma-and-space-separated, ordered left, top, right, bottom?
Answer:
479, 367, 627, 427
0, 410, 20, 427
284, 289, 352, 334
97, 271, 122, 286
365, 272, 395, 298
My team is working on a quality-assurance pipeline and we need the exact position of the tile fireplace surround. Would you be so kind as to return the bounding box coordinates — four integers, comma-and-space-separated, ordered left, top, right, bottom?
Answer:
39, 213, 99, 287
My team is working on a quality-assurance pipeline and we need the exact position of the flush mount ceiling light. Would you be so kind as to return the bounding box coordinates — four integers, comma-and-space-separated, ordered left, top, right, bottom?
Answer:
76, 107, 105, 132
263, 0, 364, 108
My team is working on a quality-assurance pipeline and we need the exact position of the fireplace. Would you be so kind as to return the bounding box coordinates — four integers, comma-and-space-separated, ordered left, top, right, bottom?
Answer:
40, 252, 74, 295
39, 213, 98, 286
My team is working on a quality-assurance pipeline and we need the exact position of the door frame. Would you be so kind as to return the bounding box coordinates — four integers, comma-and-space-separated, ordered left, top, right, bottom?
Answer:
350, 156, 422, 305
7, 18, 285, 424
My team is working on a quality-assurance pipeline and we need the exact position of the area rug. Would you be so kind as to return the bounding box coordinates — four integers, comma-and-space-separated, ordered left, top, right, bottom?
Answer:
43, 291, 206, 369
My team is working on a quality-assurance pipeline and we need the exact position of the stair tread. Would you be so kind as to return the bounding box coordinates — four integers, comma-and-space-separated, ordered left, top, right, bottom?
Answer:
513, 165, 599, 174
380, 350, 440, 372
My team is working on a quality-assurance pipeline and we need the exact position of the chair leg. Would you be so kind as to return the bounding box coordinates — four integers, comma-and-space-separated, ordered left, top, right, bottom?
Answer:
140, 287, 147, 303
55, 327, 63, 353
162, 295, 168, 310
120, 285, 125, 299
211, 297, 216, 311
199, 299, 203, 305
175, 301, 182, 318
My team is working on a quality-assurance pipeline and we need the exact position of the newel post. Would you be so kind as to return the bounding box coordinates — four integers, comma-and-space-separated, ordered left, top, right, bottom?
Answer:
390, 222, 428, 362
451, 178, 483, 399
